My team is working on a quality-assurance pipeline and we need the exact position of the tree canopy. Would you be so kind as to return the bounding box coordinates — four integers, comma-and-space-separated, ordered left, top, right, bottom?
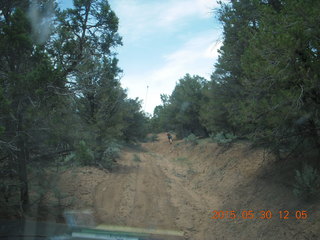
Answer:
0, 0, 148, 215
152, 0, 320, 167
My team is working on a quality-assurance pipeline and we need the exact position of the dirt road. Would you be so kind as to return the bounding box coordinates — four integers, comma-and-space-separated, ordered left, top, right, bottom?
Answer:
92, 134, 319, 240
94, 134, 216, 239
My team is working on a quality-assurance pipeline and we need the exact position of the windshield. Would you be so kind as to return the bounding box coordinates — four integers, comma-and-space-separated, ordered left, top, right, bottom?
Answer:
0, 0, 319, 239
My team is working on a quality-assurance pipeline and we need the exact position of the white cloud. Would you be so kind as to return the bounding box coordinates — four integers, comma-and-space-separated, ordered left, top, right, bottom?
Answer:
107, 0, 228, 113
158, 1, 196, 26
149, 30, 221, 90
196, 0, 222, 17
110, 0, 226, 41
121, 30, 222, 114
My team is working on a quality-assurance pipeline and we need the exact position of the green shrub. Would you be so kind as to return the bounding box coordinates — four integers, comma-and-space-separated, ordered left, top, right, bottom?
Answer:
101, 141, 121, 170
150, 134, 159, 142
184, 133, 198, 146
144, 133, 159, 142
210, 132, 237, 144
75, 140, 94, 165
293, 164, 320, 200
0, 126, 4, 135
63, 152, 76, 163
175, 157, 188, 162
132, 154, 141, 162
104, 141, 121, 160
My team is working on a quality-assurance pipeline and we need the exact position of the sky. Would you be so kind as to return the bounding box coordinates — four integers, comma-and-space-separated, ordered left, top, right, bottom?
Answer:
59, 0, 226, 114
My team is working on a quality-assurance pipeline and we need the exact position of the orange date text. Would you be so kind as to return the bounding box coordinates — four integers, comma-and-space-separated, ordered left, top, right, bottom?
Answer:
211, 210, 308, 220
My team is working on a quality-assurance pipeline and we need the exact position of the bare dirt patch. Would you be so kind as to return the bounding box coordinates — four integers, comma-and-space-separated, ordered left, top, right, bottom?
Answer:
52, 133, 320, 239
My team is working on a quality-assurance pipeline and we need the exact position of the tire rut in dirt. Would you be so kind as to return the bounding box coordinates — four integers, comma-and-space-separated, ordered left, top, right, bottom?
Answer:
94, 151, 178, 230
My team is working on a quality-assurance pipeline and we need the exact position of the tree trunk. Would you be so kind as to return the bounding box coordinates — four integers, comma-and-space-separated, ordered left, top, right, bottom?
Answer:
17, 114, 29, 212
308, 120, 320, 168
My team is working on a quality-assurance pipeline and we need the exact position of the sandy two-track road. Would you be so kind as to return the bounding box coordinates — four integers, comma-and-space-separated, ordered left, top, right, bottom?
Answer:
90, 133, 319, 240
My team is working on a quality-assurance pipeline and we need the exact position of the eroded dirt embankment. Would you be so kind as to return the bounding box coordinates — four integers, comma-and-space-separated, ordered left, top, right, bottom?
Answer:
59, 134, 319, 240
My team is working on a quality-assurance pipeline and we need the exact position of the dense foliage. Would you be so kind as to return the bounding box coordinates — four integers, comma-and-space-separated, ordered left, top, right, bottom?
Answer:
0, 0, 148, 215
152, 0, 320, 167
151, 74, 208, 138
1, 0, 319, 216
